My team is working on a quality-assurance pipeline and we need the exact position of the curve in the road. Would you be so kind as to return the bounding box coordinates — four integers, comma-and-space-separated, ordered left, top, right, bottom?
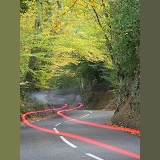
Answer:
57, 103, 140, 135
21, 103, 140, 160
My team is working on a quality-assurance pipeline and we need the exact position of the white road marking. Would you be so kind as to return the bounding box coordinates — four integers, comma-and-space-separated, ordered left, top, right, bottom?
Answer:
85, 153, 104, 160
53, 128, 59, 133
64, 119, 76, 123
59, 136, 77, 148
53, 128, 77, 148
81, 114, 90, 118
89, 111, 92, 113
67, 119, 76, 122
55, 123, 61, 126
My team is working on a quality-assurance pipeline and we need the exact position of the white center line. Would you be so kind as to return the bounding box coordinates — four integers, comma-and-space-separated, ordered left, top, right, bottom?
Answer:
65, 118, 76, 123
67, 119, 76, 122
81, 114, 90, 118
55, 123, 61, 126
53, 128, 59, 133
85, 153, 104, 160
89, 111, 92, 113
59, 136, 77, 148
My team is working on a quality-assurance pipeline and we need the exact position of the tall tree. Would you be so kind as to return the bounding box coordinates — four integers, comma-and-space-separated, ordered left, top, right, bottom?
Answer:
20, 1, 54, 95
108, 0, 140, 110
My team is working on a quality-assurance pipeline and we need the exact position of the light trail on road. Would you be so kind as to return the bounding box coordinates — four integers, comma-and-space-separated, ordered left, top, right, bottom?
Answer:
21, 103, 140, 160
57, 103, 140, 135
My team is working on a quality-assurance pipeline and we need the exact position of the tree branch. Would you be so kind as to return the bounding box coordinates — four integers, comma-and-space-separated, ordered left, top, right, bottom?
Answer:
90, 3, 122, 74
101, 0, 109, 18
61, 0, 78, 16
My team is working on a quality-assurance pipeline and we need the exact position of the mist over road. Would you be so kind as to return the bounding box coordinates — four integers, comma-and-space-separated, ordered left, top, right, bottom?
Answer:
20, 104, 140, 160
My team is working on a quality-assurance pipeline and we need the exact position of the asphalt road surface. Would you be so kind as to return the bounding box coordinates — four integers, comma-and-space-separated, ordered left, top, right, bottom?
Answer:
20, 104, 140, 160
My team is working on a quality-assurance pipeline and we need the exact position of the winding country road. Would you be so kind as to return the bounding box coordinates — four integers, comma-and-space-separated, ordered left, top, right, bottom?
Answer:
20, 103, 140, 160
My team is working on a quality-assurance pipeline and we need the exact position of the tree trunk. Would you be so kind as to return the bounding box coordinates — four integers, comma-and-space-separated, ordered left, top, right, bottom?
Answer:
57, 0, 63, 9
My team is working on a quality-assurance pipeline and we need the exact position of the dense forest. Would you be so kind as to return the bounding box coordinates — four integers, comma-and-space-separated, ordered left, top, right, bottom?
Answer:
20, 0, 140, 128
